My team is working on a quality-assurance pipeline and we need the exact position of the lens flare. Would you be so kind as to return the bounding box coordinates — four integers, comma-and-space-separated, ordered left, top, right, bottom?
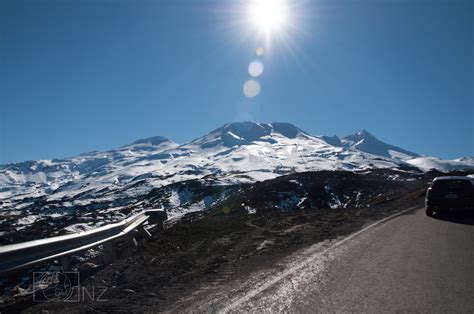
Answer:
248, 60, 264, 77
243, 79, 261, 98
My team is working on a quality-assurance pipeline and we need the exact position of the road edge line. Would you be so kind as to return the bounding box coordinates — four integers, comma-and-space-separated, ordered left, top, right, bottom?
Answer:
329, 205, 420, 250
221, 205, 421, 312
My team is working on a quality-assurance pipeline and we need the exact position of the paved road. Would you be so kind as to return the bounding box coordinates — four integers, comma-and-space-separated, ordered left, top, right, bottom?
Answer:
221, 208, 474, 313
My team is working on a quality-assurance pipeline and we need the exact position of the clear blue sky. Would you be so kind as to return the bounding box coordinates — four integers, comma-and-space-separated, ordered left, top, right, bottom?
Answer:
1, 0, 473, 164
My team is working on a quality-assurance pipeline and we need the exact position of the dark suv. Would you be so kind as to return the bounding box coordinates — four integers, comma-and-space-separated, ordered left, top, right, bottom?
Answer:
425, 176, 474, 217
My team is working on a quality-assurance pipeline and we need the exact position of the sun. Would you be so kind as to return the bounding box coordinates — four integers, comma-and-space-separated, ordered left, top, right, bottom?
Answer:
248, 0, 288, 35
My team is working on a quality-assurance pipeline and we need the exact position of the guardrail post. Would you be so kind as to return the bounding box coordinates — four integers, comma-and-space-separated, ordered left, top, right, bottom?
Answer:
129, 235, 138, 247
103, 242, 116, 264
137, 226, 152, 238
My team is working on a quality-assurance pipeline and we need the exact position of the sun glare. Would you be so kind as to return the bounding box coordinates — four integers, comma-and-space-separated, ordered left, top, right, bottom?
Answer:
248, 0, 288, 35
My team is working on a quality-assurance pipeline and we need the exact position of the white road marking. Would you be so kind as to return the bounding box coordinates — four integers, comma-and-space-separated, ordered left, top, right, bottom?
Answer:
221, 206, 420, 312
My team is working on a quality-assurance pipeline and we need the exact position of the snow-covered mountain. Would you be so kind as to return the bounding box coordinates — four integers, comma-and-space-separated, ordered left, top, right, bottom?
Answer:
0, 136, 178, 201
341, 130, 419, 160
1, 121, 473, 242
1, 122, 473, 216
322, 130, 419, 160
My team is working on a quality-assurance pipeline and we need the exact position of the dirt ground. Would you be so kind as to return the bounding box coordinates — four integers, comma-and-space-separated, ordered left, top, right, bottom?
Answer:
4, 189, 425, 313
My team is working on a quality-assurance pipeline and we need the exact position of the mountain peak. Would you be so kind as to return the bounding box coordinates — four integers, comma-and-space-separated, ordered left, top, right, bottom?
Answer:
130, 136, 171, 146
271, 122, 303, 139
344, 129, 376, 142
342, 130, 418, 160
191, 121, 308, 149
358, 129, 374, 137
320, 135, 343, 147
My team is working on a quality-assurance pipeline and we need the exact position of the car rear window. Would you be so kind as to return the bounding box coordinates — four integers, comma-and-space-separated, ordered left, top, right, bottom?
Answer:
432, 180, 472, 192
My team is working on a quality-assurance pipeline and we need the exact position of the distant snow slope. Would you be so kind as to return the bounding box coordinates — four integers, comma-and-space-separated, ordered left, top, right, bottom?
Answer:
406, 156, 474, 172
0, 137, 178, 205
1, 122, 473, 215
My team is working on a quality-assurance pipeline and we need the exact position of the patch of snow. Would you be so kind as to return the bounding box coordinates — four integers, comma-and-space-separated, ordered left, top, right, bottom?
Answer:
16, 215, 40, 226
245, 206, 257, 214
64, 223, 96, 233
406, 156, 474, 172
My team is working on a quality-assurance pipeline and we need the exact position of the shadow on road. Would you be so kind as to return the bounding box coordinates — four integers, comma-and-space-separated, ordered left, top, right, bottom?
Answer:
433, 211, 474, 226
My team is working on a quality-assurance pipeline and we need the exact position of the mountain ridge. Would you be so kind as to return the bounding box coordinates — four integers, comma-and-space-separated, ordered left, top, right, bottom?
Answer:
1, 121, 473, 213
0, 121, 473, 240
0, 121, 457, 167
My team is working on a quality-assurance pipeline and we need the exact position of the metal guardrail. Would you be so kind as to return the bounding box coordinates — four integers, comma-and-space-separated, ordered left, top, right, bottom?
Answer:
0, 210, 167, 275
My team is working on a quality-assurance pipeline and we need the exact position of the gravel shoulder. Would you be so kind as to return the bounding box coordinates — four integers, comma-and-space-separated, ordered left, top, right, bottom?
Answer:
10, 196, 424, 313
